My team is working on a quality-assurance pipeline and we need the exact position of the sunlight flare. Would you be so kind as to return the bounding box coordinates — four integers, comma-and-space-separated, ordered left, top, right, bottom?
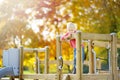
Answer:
0, 0, 3, 3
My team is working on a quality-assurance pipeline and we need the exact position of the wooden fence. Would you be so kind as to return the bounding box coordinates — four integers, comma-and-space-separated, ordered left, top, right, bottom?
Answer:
9, 31, 120, 80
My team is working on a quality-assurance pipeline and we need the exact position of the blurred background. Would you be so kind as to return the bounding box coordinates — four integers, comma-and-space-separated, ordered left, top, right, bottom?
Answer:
0, 0, 120, 74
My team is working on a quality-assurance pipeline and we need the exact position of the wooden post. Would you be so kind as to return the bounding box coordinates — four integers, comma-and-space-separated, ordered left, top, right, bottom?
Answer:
92, 49, 97, 74
45, 46, 49, 74
96, 58, 101, 73
76, 31, 82, 80
35, 50, 39, 74
56, 35, 62, 80
10, 76, 15, 80
110, 33, 118, 80
19, 46, 24, 80
107, 46, 111, 71
34, 50, 39, 80
88, 40, 95, 73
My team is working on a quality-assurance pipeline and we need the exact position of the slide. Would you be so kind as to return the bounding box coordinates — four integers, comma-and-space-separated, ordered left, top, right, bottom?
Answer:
0, 67, 14, 78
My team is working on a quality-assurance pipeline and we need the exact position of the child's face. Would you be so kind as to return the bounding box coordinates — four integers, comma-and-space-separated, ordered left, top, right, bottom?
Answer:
68, 27, 75, 33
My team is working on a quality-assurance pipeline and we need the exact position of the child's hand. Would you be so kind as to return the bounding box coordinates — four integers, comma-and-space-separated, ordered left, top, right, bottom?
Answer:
66, 33, 72, 40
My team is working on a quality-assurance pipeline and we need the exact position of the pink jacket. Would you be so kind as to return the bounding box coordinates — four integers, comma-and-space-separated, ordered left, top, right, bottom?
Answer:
61, 32, 76, 48
61, 31, 84, 48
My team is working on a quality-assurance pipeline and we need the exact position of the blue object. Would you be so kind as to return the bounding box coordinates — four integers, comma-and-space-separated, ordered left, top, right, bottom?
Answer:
0, 48, 20, 78
73, 47, 85, 68
0, 67, 14, 78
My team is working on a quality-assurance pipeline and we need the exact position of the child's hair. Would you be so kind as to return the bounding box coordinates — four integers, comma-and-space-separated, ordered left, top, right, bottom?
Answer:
67, 22, 77, 30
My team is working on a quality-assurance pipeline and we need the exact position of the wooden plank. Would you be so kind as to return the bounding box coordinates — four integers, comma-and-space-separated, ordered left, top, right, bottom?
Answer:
117, 44, 120, 48
23, 48, 46, 53
62, 74, 70, 80
81, 33, 111, 41
83, 74, 111, 80
23, 74, 57, 80
117, 39, 120, 48
22, 73, 118, 80
62, 74, 111, 80
72, 32, 111, 41
62, 74, 76, 80
93, 40, 120, 48
1, 78, 10, 80
92, 41, 109, 48
117, 39, 120, 44
40, 60, 88, 66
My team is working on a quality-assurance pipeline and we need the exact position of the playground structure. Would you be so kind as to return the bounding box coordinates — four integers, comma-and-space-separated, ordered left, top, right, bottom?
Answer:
0, 31, 120, 80
56, 31, 120, 80
0, 46, 49, 80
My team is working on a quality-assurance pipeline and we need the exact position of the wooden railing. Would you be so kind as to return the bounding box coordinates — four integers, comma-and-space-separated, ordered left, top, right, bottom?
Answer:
18, 31, 120, 80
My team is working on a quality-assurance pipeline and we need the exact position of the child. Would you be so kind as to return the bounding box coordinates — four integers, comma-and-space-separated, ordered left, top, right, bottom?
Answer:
61, 22, 84, 74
